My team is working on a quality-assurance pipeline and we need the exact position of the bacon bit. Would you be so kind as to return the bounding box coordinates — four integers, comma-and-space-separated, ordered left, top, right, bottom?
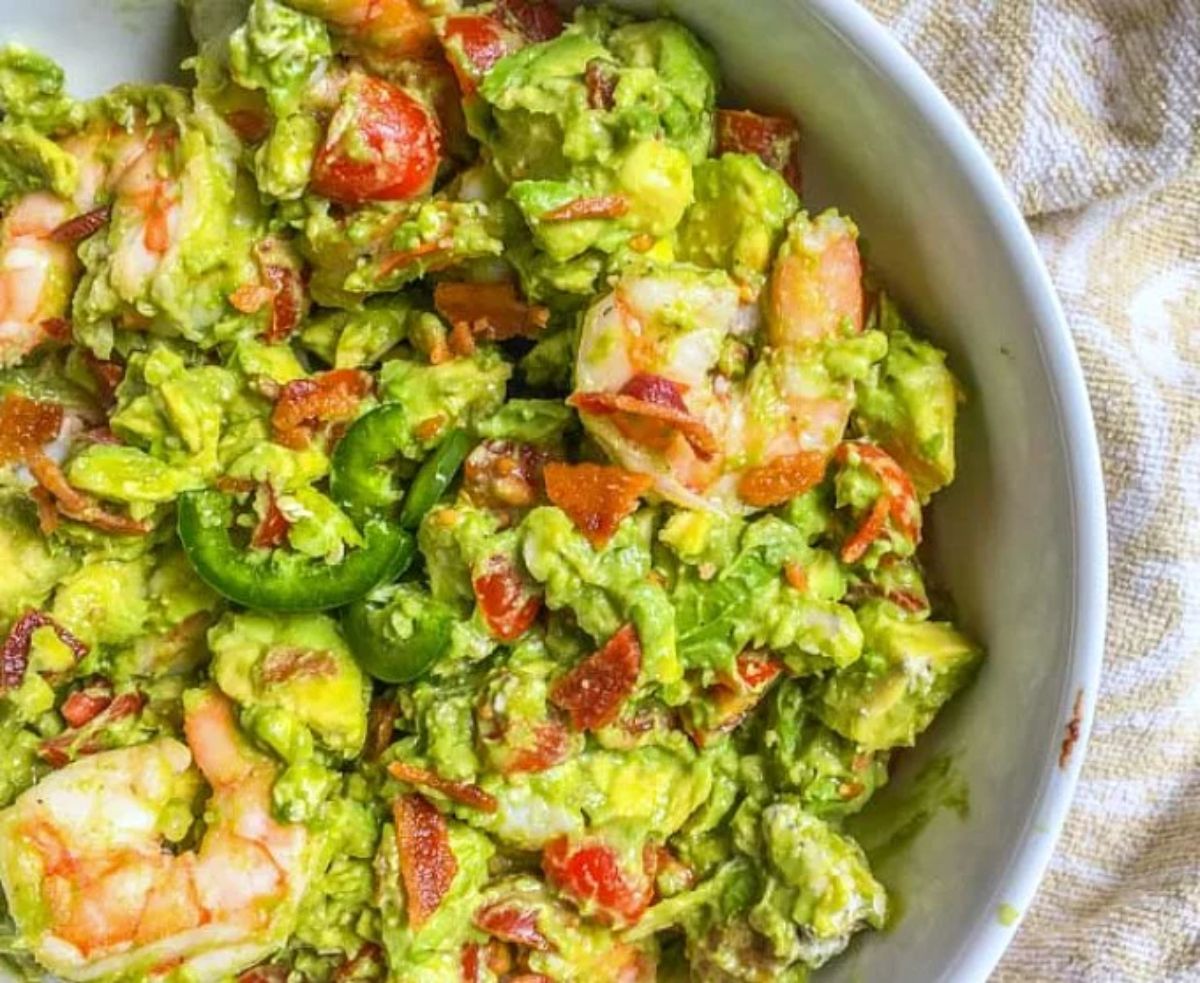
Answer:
834, 442, 921, 563
1059, 688, 1085, 769
461, 942, 482, 983
389, 761, 499, 813
568, 388, 718, 460
39, 317, 72, 341
272, 369, 373, 449
473, 554, 542, 641
394, 793, 458, 928
1, 610, 88, 690
541, 194, 630, 222
415, 414, 448, 443
838, 780, 866, 800
434, 281, 550, 343
37, 691, 145, 768
31, 486, 59, 535
251, 485, 291, 550
237, 964, 289, 983
496, 0, 564, 41
332, 942, 384, 982
464, 440, 548, 523
716, 108, 803, 192
226, 108, 271, 144
0, 393, 63, 464
49, 206, 111, 244
543, 462, 651, 549
736, 650, 784, 688
215, 475, 257, 495
229, 283, 274, 314
83, 426, 120, 445
498, 721, 572, 775
585, 59, 617, 110
474, 901, 554, 951
82, 352, 124, 406
542, 835, 654, 925
60, 678, 115, 728
620, 373, 689, 413
550, 624, 641, 732
27, 450, 151, 535
262, 262, 304, 343
259, 646, 338, 683
684, 650, 783, 747
365, 696, 399, 762
783, 562, 808, 592
447, 320, 476, 357
378, 239, 446, 276
507, 976, 555, 983
737, 451, 828, 508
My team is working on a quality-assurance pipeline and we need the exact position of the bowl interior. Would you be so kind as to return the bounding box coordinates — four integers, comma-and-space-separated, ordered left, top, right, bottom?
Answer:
0, 2, 1106, 981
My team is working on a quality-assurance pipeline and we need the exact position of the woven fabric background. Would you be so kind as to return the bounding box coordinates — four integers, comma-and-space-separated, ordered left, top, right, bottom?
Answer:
860, 1, 1200, 979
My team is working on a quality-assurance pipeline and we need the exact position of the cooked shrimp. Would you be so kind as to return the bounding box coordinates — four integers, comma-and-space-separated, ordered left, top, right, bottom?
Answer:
0, 688, 313, 982
0, 121, 178, 367
570, 211, 864, 513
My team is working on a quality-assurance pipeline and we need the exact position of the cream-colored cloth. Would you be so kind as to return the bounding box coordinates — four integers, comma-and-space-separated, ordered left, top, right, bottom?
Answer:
860, 1, 1200, 979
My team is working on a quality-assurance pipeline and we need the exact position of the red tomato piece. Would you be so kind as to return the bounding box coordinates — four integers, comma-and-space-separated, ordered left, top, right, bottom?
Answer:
460, 943, 481, 983
619, 373, 689, 413
543, 462, 652, 549
549, 623, 641, 732
271, 369, 373, 450
389, 761, 499, 813
311, 76, 441, 205
542, 835, 654, 925
473, 554, 542, 641
736, 450, 829, 508
474, 901, 554, 951
736, 650, 784, 689
0, 393, 63, 465
250, 485, 291, 550
394, 793, 458, 928
716, 108, 803, 192
60, 678, 115, 728
438, 14, 524, 95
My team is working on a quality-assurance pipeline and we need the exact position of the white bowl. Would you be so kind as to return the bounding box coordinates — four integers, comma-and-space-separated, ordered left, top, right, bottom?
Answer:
2, 2, 1108, 981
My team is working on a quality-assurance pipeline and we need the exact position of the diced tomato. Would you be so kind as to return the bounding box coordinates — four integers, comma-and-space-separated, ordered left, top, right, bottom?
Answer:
542, 194, 630, 222
684, 649, 783, 747
542, 835, 654, 925
736, 450, 828, 508
389, 761, 498, 813
716, 108, 803, 192
49, 206, 111, 244
1, 609, 88, 690
433, 281, 550, 344
438, 14, 525, 95
271, 369, 372, 450
736, 650, 784, 688
496, 0, 564, 41
0, 393, 63, 465
474, 901, 554, 951
543, 462, 651, 549
311, 76, 441, 205
60, 678, 115, 728
550, 623, 641, 732
834, 442, 921, 562
473, 554, 542, 641
394, 794, 458, 928
460, 942, 481, 983
250, 485, 291, 550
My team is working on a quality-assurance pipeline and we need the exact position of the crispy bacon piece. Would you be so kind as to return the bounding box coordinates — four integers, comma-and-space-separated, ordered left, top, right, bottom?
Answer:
365, 695, 399, 762
474, 901, 554, 951
434, 281, 550, 343
261, 262, 304, 343
259, 646, 338, 683
225, 108, 272, 144
684, 650, 784, 748
0, 393, 63, 465
463, 440, 548, 522
736, 450, 829, 508
550, 623, 641, 732
542, 194, 630, 222
271, 369, 372, 450
237, 964, 289, 983
394, 794, 458, 928
568, 381, 718, 460
496, 0, 564, 40
834, 442, 921, 563
473, 554, 542, 641
332, 942, 384, 981
49, 206, 111, 244
37, 691, 145, 768
1, 610, 88, 690
542, 835, 654, 925
716, 108, 803, 192
543, 462, 651, 549
82, 352, 124, 406
250, 485, 291, 550
389, 761, 499, 813
495, 721, 572, 776
27, 450, 151, 535
60, 678, 115, 728
39, 317, 72, 342
585, 59, 617, 110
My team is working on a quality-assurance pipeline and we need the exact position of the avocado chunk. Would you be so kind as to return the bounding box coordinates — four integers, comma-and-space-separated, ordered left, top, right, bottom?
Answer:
818, 604, 982, 750
0, 498, 76, 629
854, 294, 962, 500
209, 610, 369, 755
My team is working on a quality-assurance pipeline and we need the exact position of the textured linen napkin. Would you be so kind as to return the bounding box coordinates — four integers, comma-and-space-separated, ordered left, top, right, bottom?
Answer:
859, 1, 1200, 979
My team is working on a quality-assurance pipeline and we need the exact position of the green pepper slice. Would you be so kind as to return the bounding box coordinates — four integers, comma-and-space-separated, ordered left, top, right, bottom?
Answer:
177, 489, 414, 612
331, 405, 471, 525
343, 583, 457, 683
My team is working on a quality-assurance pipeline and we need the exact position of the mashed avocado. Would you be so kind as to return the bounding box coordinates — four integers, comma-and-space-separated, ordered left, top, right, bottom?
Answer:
0, 7, 978, 982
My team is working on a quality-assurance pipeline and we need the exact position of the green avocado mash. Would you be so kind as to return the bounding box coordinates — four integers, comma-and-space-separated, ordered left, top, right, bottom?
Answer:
0, 5, 979, 982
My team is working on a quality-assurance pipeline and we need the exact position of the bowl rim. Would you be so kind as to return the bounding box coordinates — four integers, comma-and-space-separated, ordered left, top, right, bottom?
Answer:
801, 1, 1109, 979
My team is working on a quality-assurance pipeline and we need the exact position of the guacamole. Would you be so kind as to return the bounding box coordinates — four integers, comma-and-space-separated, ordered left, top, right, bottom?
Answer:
0, 4, 980, 982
